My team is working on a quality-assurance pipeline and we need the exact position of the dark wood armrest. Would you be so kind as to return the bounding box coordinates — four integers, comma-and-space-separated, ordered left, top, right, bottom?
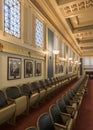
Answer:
54, 122, 66, 129
7, 98, 15, 104
8, 98, 15, 102
70, 100, 78, 104
66, 105, 74, 109
61, 112, 71, 117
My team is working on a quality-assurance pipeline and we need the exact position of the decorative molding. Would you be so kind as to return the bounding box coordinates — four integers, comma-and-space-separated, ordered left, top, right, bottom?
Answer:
0, 40, 45, 59
58, 0, 93, 18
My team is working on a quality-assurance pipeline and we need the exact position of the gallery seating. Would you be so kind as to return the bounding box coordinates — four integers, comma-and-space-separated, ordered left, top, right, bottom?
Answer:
0, 73, 88, 127
67, 91, 82, 108
38, 80, 47, 90
36, 81, 47, 102
44, 79, 54, 95
0, 90, 16, 125
49, 104, 73, 130
57, 98, 78, 120
52, 77, 62, 91
54, 77, 62, 88
29, 82, 40, 106
48, 78, 57, 93
62, 94, 77, 110
37, 113, 65, 130
25, 127, 37, 130
20, 84, 32, 97
5, 86, 28, 118
20, 83, 33, 111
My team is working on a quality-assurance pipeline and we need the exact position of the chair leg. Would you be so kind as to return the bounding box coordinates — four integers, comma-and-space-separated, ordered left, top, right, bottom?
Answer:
7, 113, 16, 126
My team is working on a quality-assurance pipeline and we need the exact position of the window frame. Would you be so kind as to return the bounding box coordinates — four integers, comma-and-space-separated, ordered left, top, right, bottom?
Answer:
4, 0, 21, 38
35, 17, 44, 48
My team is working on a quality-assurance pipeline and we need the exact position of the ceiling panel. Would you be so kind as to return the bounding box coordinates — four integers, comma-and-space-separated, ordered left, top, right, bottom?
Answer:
55, 0, 93, 56
30, 0, 93, 56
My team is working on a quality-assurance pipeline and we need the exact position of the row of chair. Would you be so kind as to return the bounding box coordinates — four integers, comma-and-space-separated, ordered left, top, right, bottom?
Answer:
25, 75, 89, 130
0, 73, 78, 125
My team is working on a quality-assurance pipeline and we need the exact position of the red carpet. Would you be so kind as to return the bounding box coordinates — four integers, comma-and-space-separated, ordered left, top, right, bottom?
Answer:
74, 79, 93, 130
0, 80, 79, 130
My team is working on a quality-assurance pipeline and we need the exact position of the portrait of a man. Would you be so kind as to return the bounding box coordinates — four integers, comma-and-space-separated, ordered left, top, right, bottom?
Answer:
35, 61, 42, 76
8, 57, 21, 80
24, 60, 33, 78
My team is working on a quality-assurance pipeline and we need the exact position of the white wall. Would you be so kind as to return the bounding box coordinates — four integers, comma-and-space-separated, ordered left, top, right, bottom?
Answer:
0, 52, 45, 88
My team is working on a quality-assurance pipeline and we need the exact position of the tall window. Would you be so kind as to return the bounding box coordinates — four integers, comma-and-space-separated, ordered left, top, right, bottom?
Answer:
83, 57, 90, 65
66, 45, 68, 58
55, 36, 58, 50
62, 42, 64, 57
4, 0, 21, 38
35, 18, 43, 47
68, 46, 70, 58
91, 57, 93, 65
73, 52, 75, 60
83, 57, 93, 65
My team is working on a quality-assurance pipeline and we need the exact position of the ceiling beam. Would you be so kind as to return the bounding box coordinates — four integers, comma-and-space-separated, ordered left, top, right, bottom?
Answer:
79, 43, 93, 47
73, 25, 93, 33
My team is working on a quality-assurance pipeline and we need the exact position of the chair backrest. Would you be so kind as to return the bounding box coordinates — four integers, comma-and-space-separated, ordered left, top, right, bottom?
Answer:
49, 104, 63, 125
67, 91, 73, 100
30, 82, 40, 93
20, 84, 32, 97
37, 81, 44, 91
53, 77, 57, 83
44, 79, 51, 86
49, 78, 55, 85
25, 127, 37, 130
6, 86, 21, 99
63, 94, 70, 105
39, 80, 46, 89
0, 90, 7, 108
57, 98, 67, 113
37, 113, 55, 130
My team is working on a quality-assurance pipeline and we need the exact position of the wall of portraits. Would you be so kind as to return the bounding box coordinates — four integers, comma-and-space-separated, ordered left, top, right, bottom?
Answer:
0, 53, 44, 88
7, 57, 43, 80
55, 61, 64, 74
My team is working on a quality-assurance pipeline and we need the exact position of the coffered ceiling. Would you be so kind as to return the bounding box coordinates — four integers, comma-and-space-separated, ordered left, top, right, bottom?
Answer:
30, 0, 93, 56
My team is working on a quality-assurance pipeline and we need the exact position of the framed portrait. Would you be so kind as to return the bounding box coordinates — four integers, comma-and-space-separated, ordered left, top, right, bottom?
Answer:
24, 59, 33, 78
69, 63, 72, 72
35, 61, 42, 76
59, 64, 64, 73
55, 63, 59, 74
7, 57, 21, 80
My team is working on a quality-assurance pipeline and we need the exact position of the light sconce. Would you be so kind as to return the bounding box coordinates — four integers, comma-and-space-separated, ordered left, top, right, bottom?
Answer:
42, 50, 49, 55
0, 43, 3, 52
68, 57, 72, 61
28, 51, 31, 57
74, 60, 78, 64
53, 49, 59, 55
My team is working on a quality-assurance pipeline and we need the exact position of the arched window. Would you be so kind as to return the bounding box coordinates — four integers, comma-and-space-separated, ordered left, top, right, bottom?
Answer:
4, 0, 21, 38
35, 18, 43, 47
